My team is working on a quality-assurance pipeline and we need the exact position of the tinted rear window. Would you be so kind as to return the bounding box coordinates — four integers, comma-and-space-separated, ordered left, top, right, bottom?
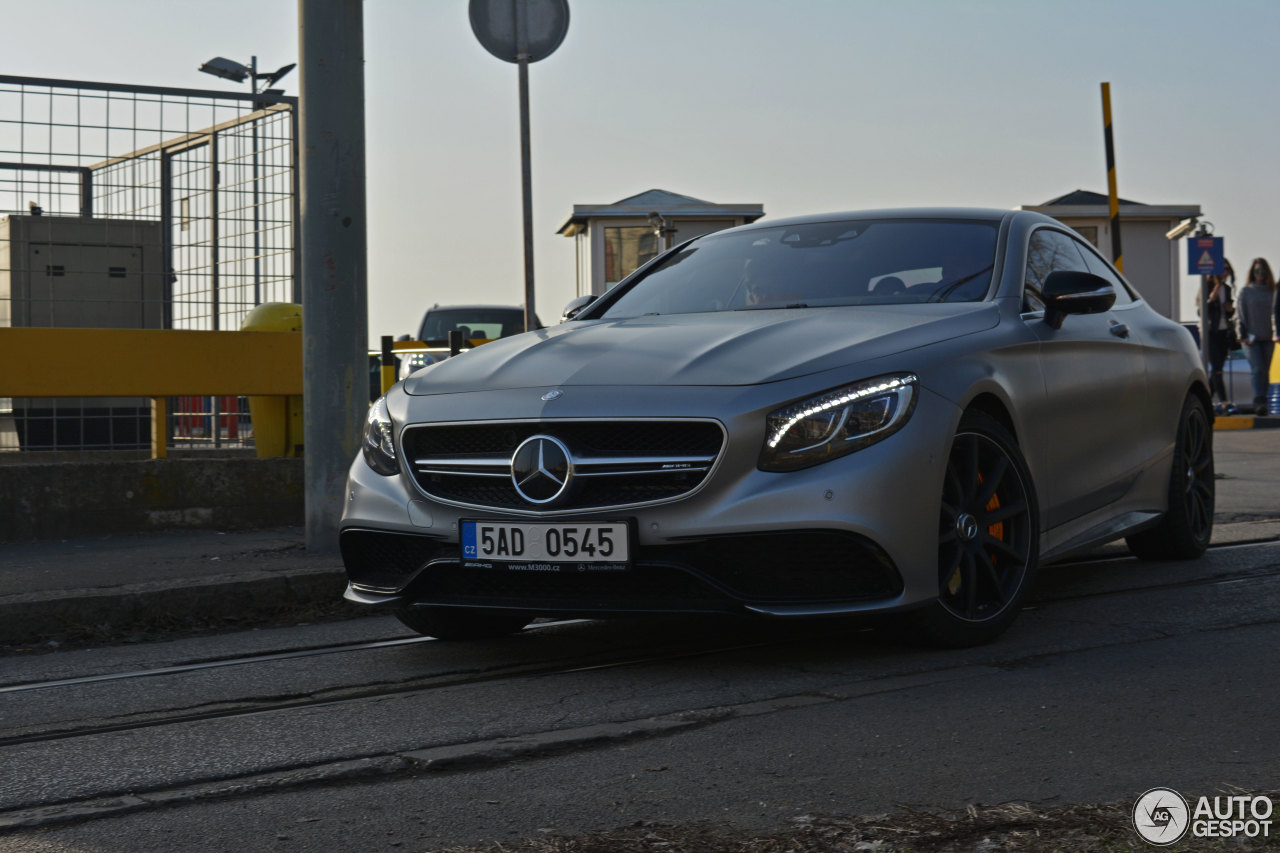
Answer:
419, 309, 527, 341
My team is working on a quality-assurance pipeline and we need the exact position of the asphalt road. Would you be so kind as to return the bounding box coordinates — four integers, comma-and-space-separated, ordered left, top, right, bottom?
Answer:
1213, 427, 1280, 523
0, 535, 1277, 851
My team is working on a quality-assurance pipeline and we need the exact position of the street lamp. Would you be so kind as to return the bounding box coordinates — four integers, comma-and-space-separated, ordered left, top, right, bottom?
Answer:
648, 211, 676, 253
199, 56, 296, 93
197, 56, 296, 306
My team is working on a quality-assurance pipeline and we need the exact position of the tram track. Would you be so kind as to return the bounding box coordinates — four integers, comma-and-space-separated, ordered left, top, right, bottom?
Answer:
1, 539, 1276, 754
0, 631, 802, 750
4, 538, 1276, 696
1, 539, 1278, 832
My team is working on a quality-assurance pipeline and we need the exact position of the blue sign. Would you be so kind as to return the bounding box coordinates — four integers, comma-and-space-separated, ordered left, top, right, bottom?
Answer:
1186, 236, 1224, 275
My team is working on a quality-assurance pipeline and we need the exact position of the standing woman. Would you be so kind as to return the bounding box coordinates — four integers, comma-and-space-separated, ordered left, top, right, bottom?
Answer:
1202, 262, 1236, 413
1236, 258, 1276, 414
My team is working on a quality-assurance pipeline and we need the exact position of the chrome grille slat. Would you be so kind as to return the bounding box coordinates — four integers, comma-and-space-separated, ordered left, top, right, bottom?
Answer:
574, 467, 711, 478
413, 456, 511, 468
401, 418, 726, 515
576, 455, 717, 467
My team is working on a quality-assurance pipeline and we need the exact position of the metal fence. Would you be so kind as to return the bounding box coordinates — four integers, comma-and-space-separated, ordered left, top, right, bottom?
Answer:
0, 75, 298, 457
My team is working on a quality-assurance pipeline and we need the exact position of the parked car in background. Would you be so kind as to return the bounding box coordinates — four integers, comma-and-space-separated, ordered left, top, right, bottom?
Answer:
397, 304, 542, 380
345, 209, 1213, 648
416, 303, 540, 344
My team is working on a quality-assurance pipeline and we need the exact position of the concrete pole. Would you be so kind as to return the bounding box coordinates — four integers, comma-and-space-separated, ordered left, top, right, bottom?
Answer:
298, 0, 368, 552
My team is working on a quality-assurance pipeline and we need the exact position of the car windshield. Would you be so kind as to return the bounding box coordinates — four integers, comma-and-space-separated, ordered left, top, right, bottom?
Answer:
598, 218, 999, 318
419, 308, 527, 341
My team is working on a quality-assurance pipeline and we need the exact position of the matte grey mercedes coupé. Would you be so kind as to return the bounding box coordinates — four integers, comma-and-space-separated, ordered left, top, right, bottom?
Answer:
341, 209, 1213, 646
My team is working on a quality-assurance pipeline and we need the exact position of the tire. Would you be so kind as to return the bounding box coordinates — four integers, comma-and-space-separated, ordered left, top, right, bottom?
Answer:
904, 410, 1040, 648
394, 606, 530, 640
1125, 395, 1214, 560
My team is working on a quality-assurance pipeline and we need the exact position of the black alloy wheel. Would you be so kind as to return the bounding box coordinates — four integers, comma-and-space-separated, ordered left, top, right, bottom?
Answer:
1126, 395, 1214, 560
906, 409, 1040, 647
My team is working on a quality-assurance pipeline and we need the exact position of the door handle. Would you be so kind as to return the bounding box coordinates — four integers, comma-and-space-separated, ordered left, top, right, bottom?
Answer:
1109, 321, 1129, 339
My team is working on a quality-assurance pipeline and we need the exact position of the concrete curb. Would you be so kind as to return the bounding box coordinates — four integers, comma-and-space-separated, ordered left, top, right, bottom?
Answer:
0, 567, 351, 647
1214, 414, 1280, 430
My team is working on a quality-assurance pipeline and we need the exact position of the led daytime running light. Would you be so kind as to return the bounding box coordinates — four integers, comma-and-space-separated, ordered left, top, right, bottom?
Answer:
767, 374, 917, 449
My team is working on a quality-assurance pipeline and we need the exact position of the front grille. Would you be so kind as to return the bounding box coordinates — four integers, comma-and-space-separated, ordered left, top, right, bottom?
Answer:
401, 419, 725, 513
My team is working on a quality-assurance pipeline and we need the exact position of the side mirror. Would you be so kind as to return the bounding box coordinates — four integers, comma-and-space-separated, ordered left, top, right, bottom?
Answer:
1042, 271, 1116, 330
561, 294, 597, 322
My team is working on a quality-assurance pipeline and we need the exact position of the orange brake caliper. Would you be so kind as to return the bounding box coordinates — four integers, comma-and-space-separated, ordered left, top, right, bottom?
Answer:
948, 474, 1003, 596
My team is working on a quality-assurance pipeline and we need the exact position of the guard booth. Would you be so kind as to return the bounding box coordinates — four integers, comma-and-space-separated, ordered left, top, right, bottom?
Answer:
1020, 190, 1201, 320
558, 189, 764, 298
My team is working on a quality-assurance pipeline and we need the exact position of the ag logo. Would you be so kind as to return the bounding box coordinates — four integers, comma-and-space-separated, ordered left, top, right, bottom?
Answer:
1133, 787, 1190, 845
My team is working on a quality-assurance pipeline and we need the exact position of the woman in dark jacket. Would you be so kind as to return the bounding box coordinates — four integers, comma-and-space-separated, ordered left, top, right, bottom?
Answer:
1201, 261, 1236, 413
1236, 258, 1277, 414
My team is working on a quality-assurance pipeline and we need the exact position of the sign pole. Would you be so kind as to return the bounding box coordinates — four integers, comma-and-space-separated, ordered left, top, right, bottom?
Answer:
469, 0, 569, 333
518, 52, 536, 332
1200, 272, 1212, 390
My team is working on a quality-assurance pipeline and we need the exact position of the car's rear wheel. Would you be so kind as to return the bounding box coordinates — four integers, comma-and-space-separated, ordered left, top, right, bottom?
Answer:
1125, 394, 1214, 560
905, 410, 1040, 647
394, 606, 530, 640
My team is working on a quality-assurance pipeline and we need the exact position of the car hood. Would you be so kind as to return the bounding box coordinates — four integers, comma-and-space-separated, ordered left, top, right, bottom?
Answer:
402, 304, 999, 395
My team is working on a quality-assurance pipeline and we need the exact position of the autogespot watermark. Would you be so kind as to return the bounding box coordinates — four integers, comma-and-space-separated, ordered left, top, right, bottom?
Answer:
1133, 788, 1274, 845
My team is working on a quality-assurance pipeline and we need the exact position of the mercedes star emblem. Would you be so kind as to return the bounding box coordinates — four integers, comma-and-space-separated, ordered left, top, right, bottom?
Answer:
511, 435, 573, 504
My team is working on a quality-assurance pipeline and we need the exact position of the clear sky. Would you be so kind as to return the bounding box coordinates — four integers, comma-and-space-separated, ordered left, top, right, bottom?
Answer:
3, 0, 1277, 340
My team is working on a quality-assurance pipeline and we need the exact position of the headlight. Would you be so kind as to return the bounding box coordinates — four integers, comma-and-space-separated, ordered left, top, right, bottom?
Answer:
759, 373, 918, 472
362, 395, 399, 475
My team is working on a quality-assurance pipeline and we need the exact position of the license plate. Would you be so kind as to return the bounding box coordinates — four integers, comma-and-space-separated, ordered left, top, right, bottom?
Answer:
460, 520, 631, 572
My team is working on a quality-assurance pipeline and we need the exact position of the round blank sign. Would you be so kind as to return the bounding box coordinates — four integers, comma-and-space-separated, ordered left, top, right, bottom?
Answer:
469, 0, 570, 63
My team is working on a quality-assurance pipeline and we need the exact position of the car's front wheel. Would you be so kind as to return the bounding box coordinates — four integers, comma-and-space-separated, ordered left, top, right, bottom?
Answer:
905, 410, 1040, 647
394, 606, 530, 640
1125, 394, 1214, 560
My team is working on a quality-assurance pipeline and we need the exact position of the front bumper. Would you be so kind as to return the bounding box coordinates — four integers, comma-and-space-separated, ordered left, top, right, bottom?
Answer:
341, 526, 903, 616
340, 383, 962, 617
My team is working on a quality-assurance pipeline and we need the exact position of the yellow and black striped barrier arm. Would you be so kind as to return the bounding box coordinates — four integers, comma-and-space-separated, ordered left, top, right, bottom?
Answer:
380, 335, 396, 396
1101, 81, 1123, 274
372, 337, 498, 395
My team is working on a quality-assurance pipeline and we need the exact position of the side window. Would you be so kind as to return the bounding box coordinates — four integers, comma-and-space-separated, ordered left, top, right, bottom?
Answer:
1074, 241, 1135, 305
1024, 229, 1089, 312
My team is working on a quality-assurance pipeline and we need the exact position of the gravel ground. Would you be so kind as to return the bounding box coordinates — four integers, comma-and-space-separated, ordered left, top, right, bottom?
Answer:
436, 796, 1280, 853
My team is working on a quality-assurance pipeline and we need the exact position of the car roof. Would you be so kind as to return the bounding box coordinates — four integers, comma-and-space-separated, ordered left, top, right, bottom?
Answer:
426, 304, 528, 313
727, 207, 1018, 233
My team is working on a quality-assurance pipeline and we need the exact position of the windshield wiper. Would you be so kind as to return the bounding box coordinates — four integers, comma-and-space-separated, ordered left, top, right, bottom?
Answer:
929, 265, 994, 303
737, 303, 810, 311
